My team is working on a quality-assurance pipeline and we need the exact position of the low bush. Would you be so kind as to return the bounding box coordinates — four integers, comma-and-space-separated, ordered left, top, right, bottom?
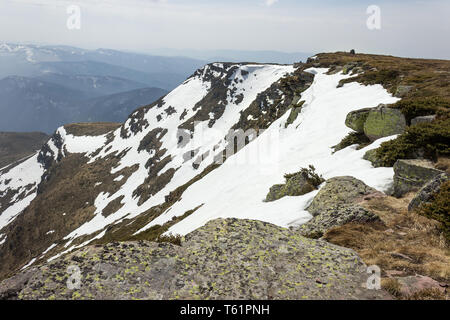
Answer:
284, 165, 325, 188
391, 96, 450, 124
374, 118, 450, 166
417, 180, 450, 242
332, 132, 370, 152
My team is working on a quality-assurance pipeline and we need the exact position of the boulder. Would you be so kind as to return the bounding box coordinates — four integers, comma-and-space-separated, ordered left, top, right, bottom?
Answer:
345, 108, 372, 133
299, 177, 382, 238
299, 205, 380, 239
393, 159, 444, 198
394, 85, 413, 98
306, 176, 380, 216
411, 115, 436, 126
0, 218, 391, 300
408, 173, 449, 211
363, 105, 407, 141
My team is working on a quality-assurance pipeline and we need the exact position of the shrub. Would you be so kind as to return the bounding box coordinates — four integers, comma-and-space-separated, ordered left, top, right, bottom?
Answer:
284, 165, 325, 188
157, 234, 182, 246
338, 69, 401, 89
392, 96, 450, 124
417, 180, 450, 242
374, 118, 450, 166
332, 132, 370, 152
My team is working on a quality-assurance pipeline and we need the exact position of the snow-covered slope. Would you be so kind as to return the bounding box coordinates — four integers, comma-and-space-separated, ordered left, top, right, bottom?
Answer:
0, 61, 400, 274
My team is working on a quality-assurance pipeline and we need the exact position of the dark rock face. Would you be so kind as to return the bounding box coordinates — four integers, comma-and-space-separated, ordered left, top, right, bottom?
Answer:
299, 177, 382, 238
408, 173, 449, 211
393, 160, 444, 198
0, 219, 391, 300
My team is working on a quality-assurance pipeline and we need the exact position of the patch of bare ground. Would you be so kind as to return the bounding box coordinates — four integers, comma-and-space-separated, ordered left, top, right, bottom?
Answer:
323, 193, 449, 299
64, 122, 121, 136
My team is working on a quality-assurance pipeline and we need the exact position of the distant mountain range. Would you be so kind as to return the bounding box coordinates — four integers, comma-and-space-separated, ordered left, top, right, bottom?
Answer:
0, 43, 201, 132
0, 76, 168, 133
0, 43, 313, 134
0, 43, 206, 90
146, 48, 313, 64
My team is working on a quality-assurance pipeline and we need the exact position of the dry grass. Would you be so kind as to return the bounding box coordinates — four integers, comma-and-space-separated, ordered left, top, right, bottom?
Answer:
435, 156, 450, 174
64, 122, 121, 136
0, 132, 49, 168
323, 194, 450, 286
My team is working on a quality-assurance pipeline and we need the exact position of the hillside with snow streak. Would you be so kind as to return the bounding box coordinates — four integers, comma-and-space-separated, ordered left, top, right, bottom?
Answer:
0, 61, 399, 275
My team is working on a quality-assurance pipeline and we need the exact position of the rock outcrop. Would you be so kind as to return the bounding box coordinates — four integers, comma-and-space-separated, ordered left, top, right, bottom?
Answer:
0, 218, 391, 300
408, 173, 449, 211
299, 177, 382, 238
344, 105, 406, 142
393, 159, 444, 198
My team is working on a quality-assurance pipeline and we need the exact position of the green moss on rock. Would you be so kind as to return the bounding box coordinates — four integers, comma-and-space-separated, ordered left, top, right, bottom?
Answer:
363, 105, 407, 141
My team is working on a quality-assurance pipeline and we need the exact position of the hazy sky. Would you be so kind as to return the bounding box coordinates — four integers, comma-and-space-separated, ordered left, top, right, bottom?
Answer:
0, 0, 449, 59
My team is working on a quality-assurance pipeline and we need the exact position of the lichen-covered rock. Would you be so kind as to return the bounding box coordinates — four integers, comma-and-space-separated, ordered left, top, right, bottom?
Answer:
306, 176, 380, 216
299, 177, 382, 238
393, 159, 444, 198
299, 205, 380, 239
410, 115, 436, 126
345, 108, 372, 133
0, 218, 391, 300
363, 105, 407, 141
408, 173, 449, 211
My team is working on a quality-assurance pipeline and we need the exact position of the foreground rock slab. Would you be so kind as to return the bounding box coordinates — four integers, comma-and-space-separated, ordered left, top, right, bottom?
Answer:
0, 219, 391, 300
